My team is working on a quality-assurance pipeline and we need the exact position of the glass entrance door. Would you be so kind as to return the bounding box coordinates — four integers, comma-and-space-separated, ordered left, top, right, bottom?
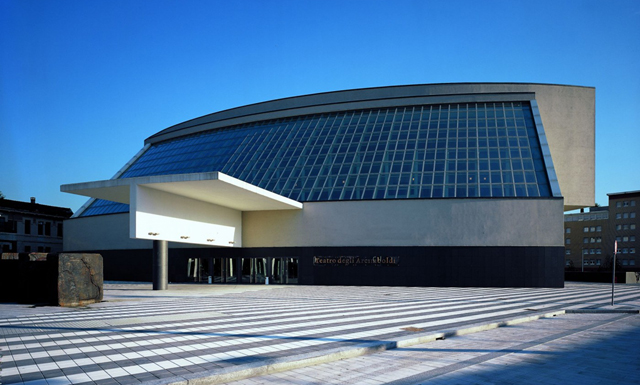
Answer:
187, 257, 237, 283
271, 257, 299, 284
190, 257, 298, 284
241, 258, 267, 283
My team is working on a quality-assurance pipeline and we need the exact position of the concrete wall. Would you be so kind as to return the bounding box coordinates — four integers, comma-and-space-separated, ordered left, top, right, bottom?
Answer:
65, 198, 564, 252
243, 198, 564, 248
64, 213, 150, 251
131, 185, 242, 247
523, 85, 595, 210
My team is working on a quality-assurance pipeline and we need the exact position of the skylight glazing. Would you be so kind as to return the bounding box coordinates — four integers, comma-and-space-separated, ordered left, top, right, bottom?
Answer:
80, 101, 551, 217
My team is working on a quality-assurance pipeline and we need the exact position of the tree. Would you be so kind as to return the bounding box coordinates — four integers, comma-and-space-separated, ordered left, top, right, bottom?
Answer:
0, 191, 4, 199
600, 254, 622, 271
565, 259, 575, 271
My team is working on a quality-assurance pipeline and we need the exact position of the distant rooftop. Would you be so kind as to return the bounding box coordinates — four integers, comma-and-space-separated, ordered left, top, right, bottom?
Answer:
0, 198, 73, 219
607, 190, 640, 197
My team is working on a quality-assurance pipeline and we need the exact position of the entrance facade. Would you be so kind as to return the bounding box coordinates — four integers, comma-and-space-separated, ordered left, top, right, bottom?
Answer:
187, 256, 298, 284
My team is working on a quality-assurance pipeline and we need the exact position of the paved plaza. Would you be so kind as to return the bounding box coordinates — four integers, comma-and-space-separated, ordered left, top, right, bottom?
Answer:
1, 282, 639, 385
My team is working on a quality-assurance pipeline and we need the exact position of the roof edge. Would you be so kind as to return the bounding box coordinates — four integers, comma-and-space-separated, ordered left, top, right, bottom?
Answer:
146, 82, 593, 144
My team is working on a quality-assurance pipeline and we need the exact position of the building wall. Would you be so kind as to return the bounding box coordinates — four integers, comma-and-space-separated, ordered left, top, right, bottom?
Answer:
608, 192, 639, 267
563, 212, 609, 268
525, 84, 595, 210
64, 213, 151, 251
131, 185, 243, 247
1, 208, 67, 253
243, 198, 564, 248
66, 198, 564, 251
563, 192, 639, 269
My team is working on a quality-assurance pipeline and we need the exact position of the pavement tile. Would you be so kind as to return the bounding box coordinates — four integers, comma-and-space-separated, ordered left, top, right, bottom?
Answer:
1, 283, 640, 385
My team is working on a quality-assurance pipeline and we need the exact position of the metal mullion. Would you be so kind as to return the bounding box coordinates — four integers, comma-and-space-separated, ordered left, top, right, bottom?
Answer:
324, 112, 352, 198
420, 105, 434, 198
330, 112, 362, 199
306, 115, 332, 194
361, 110, 383, 193
272, 120, 298, 168
383, 108, 401, 198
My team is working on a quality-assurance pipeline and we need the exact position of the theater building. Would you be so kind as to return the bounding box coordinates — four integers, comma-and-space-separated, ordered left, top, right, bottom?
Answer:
61, 83, 595, 288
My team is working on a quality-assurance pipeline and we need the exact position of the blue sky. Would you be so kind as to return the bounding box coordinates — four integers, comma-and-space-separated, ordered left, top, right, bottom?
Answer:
1, 0, 639, 211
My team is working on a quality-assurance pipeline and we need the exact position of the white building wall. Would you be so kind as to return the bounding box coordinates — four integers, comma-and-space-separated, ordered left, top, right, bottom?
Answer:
243, 199, 564, 248
130, 185, 242, 247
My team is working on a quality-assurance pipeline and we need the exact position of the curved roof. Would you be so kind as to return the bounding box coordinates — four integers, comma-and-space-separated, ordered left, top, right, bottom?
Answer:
146, 83, 592, 145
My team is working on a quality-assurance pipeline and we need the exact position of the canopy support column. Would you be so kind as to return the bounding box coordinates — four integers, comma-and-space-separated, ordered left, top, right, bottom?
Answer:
152, 240, 168, 290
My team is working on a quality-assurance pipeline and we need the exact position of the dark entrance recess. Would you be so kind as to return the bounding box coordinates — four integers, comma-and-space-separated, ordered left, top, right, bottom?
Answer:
184, 256, 299, 284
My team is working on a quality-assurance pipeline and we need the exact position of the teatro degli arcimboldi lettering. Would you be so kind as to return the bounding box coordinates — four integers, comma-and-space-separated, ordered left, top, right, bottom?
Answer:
313, 256, 400, 266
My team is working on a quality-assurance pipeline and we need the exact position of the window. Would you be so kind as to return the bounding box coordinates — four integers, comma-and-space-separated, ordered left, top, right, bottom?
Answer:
596, 225, 602, 232
623, 213, 629, 219
38, 222, 43, 235
565, 228, 571, 234
566, 238, 571, 245
590, 226, 595, 232
624, 201, 629, 207
632, 200, 636, 207
45, 222, 51, 236
632, 224, 636, 230
24, 219, 31, 235
631, 212, 636, 218
596, 248, 602, 254
582, 238, 588, 244
622, 259, 629, 266
590, 237, 596, 243
565, 259, 571, 266
565, 249, 571, 255
596, 259, 601, 265
616, 236, 622, 242
623, 236, 629, 242
583, 249, 588, 255
57, 223, 63, 237
597, 237, 602, 243
631, 248, 636, 254
631, 236, 636, 242
623, 248, 629, 254
616, 202, 622, 208
616, 224, 622, 230
590, 249, 595, 254
631, 259, 636, 265
80, 101, 554, 214
583, 227, 589, 233
0, 218, 18, 233
624, 224, 629, 230
616, 213, 622, 219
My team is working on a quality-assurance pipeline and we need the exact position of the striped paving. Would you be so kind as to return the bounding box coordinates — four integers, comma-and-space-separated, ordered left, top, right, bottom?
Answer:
224, 312, 640, 385
1, 283, 639, 385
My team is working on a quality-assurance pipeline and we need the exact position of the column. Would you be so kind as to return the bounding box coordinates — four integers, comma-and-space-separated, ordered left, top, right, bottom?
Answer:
152, 240, 168, 290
